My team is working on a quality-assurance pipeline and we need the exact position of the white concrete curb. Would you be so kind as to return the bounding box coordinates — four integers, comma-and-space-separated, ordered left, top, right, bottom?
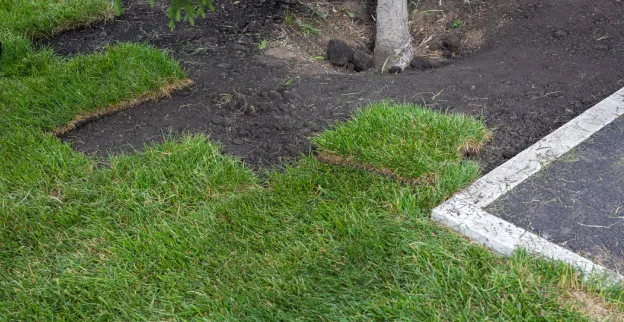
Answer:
432, 87, 624, 283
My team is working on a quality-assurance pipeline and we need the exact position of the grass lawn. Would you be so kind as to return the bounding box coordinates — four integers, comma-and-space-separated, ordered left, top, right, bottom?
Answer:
1, 1, 623, 320
0, 0, 114, 37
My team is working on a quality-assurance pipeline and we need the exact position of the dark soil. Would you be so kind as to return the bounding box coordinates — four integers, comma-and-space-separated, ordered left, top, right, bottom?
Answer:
47, 0, 624, 171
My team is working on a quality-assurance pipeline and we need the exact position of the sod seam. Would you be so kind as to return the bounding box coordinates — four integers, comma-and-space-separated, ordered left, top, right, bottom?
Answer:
316, 150, 437, 186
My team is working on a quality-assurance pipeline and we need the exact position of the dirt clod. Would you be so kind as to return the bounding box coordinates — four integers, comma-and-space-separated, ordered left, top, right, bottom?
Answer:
327, 39, 354, 67
410, 56, 433, 70
443, 33, 461, 52
352, 51, 373, 72
388, 66, 402, 74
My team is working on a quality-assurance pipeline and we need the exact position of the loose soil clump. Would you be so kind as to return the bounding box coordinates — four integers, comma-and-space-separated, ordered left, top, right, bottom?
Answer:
47, 0, 624, 171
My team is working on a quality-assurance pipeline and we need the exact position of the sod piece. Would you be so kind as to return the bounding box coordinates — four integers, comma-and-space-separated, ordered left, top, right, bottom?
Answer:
0, 0, 113, 37
313, 101, 489, 180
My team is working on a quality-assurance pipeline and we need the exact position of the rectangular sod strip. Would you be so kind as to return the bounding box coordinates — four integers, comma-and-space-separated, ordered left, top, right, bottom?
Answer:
1, 1, 623, 320
313, 101, 490, 184
0, 0, 114, 37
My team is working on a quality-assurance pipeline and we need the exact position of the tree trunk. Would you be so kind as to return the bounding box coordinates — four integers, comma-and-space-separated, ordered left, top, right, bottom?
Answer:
374, 0, 413, 71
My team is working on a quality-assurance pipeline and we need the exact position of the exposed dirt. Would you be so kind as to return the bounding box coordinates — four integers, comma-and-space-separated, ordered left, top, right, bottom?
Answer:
47, 0, 624, 171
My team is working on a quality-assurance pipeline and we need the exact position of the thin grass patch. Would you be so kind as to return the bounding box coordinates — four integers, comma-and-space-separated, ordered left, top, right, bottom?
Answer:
0, 4, 186, 193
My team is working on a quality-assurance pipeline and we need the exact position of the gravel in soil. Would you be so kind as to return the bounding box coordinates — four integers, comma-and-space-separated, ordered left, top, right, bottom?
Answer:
46, 0, 624, 171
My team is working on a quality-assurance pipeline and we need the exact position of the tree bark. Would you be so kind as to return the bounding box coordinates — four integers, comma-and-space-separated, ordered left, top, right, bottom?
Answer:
374, 0, 413, 71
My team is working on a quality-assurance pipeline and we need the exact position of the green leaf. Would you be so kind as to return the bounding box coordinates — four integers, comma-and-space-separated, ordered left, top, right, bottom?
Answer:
114, 0, 123, 15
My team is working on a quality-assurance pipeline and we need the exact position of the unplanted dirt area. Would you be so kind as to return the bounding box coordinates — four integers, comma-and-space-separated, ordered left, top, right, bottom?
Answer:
50, 0, 624, 170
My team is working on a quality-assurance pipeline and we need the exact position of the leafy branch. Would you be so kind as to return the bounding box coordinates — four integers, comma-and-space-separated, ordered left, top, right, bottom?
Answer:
114, 0, 214, 30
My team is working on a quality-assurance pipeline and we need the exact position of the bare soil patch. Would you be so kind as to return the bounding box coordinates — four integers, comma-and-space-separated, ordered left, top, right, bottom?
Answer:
47, 0, 624, 171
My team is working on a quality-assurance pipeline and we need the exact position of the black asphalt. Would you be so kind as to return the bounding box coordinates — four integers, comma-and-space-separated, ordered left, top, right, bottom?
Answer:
486, 117, 624, 273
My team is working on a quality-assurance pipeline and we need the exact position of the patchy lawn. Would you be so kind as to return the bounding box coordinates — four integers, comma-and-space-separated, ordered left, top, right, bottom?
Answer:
1, 1, 623, 320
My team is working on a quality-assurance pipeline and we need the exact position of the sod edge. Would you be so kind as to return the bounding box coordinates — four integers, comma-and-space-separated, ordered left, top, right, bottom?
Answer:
52, 77, 194, 137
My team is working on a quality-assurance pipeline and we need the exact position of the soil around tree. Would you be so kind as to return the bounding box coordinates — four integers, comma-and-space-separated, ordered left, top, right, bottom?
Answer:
45, 0, 624, 171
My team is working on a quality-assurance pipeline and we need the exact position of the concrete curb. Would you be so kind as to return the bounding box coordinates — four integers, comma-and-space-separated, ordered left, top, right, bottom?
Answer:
432, 87, 624, 283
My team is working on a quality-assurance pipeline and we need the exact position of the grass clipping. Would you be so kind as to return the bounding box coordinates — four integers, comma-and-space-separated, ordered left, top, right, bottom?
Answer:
52, 78, 194, 137
313, 102, 490, 183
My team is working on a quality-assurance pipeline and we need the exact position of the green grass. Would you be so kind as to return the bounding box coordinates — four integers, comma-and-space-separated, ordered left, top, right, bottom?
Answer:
0, 0, 185, 193
258, 39, 268, 50
451, 19, 464, 30
0, 134, 606, 320
3, 100, 623, 319
0, 42, 184, 131
313, 102, 489, 180
1, 1, 624, 320
0, 39, 186, 193
0, 0, 113, 37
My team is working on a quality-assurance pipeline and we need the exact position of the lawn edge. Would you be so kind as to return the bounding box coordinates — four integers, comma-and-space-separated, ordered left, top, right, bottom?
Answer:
52, 77, 194, 137
27, 5, 116, 39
